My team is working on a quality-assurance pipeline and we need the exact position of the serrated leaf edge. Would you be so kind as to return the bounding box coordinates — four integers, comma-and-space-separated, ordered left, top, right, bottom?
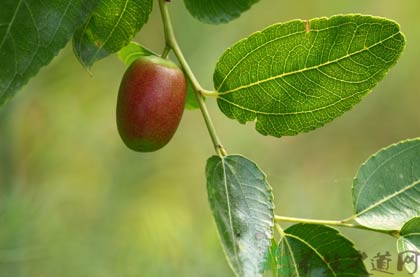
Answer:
351, 138, 420, 225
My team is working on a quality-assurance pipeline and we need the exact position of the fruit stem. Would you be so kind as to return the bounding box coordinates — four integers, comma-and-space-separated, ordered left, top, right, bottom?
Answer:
161, 46, 171, 58
274, 215, 400, 238
158, 0, 227, 157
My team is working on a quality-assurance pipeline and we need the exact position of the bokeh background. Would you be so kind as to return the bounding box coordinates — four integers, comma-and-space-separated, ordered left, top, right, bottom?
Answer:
1, 0, 419, 276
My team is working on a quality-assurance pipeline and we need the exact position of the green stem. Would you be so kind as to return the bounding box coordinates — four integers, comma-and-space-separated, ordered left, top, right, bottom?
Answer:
158, 0, 227, 157
274, 215, 399, 238
158, 0, 216, 97
275, 223, 285, 238
161, 45, 170, 58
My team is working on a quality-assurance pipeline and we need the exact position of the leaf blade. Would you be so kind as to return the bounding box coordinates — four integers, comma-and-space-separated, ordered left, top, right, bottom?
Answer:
278, 224, 368, 276
352, 139, 420, 230
184, 79, 200, 110
397, 217, 420, 275
183, 0, 259, 24
73, 0, 153, 69
0, 0, 99, 106
214, 15, 406, 137
206, 155, 274, 276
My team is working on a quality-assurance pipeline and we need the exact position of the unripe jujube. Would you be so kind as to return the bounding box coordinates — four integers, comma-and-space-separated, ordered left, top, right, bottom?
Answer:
116, 56, 187, 152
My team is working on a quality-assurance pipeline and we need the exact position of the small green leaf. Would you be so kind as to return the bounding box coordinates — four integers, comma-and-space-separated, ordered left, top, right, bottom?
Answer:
397, 217, 420, 275
352, 139, 420, 230
73, 0, 153, 69
0, 0, 99, 106
183, 0, 259, 24
400, 217, 420, 250
118, 42, 156, 66
185, 79, 200, 110
277, 224, 368, 276
214, 15, 405, 137
206, 155, 274, 276
265, 239, 279, 277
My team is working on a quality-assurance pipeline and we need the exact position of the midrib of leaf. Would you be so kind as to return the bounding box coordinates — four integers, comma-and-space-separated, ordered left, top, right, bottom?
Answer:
88, 0, 130, 65
217, 32, 400, 95
218, 87, 369, 115
220, 158, 243, 275
74, 11, 93, 63
354, 142, 420, 209
284, 233, 337, 276
280, 235, 300, 276
0, 0, 22, 50
404, 233, 420, 237
48, 0, 73, 47
355, 180, 420, 218
226, 162, 253, 217
4, 0, 73, 94
3, 0, 35, 94
216, 25, 309, 91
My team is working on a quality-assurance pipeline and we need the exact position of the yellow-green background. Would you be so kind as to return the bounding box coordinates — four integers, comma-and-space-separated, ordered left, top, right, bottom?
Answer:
0, 1, 419, 276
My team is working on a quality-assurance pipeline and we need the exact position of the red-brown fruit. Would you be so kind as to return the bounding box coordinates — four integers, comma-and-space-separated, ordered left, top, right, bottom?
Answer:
116, 56, 187, 152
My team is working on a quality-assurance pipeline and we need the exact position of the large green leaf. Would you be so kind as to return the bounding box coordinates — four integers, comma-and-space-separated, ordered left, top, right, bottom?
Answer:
206, 155, 274, 276
277, 224, 368, 276
0, 0, 99, 106
214, 15, 405, 137
73, 0, 152, 69
184, 0, 259, 24
352, 139, 420, 230
397, 217, 420, 276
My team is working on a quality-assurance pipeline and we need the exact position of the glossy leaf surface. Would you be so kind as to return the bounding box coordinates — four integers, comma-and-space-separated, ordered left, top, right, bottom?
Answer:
214, 15, 405, 137
353, 139, 420, 230
397, 217, 420, 276
206, 155, 274, 276
277, 224, 368, 276
73, 0, 152, 68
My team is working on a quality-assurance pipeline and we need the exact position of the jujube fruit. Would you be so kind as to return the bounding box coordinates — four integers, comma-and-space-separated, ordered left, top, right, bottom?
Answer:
116, 55, 187, 152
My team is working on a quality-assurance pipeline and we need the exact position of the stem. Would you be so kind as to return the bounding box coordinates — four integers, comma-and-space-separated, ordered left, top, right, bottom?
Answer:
275, 223, 285, 238
158, 0, 227, 157
274, 215, 399, 238
158, 1, 216, 97
161, 45, 170, 58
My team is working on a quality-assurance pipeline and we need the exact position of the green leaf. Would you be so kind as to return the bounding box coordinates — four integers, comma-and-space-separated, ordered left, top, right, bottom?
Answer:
206, 155, 274, 276
400, 217, 420, 250
183, 0, 259, 25
213, 15, 405, 137
118, 42, 156, 66
185, 78, 200, 110
265, 239, 279, 277
0, 0, 99, 106
397, 217, 420, 276
73, 0, 153, 69
277, 224, 368, 276
352, 139, 420, 230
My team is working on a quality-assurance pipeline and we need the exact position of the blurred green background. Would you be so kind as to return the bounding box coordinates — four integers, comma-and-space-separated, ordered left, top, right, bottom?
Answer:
1, 0, 419, 276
